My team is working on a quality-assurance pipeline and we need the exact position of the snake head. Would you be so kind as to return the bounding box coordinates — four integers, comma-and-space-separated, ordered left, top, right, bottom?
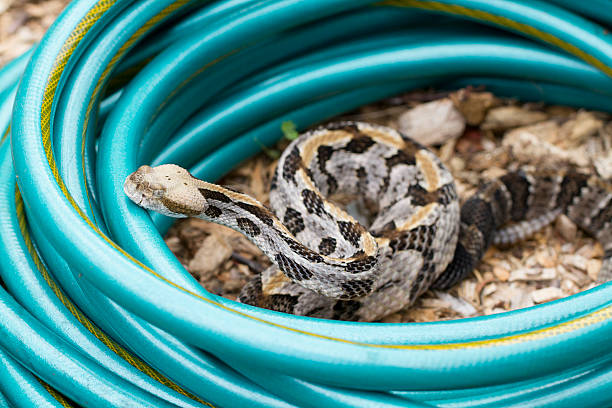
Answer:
124, 164, 207, 218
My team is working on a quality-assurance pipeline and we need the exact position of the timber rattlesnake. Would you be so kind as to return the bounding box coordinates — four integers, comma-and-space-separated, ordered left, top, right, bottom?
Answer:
124, 121, 612, 321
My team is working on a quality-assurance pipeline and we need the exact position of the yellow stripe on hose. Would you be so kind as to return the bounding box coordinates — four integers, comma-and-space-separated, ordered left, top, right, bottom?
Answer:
81, 0, 192, 227
37, 2, 216, 404
38, 0, 612, 351
38, 378, 75, 408
0, 125, 10, 146
383, 0, 612, 78
14, 188, 214, 407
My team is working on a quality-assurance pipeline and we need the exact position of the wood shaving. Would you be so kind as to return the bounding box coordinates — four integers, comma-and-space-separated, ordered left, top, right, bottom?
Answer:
481, 106, 549, 131
165, 89, 609, 322
449, 88, 498, 126
397, 98, 465, 146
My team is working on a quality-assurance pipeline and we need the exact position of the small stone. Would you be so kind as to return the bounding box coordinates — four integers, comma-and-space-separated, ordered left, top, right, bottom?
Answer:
556, 215, 577, 242
513, 120, 560, 143
531, 287, 564, 303
482, 271, 495, 281
481, 106, 548, 131
398, 98, 466, 146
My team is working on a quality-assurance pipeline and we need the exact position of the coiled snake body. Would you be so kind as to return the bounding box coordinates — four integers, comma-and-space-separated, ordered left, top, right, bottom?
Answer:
124, 121, 612, 321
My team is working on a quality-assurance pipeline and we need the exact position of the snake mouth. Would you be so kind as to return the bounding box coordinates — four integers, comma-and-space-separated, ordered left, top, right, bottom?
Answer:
123, 177, 145, 206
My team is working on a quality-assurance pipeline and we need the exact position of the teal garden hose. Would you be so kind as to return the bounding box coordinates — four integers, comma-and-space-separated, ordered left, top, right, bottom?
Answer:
0, 0, 611, 406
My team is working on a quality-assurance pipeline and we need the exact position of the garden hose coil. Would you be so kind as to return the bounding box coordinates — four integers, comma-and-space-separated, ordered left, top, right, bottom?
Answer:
0, 0, 610, 407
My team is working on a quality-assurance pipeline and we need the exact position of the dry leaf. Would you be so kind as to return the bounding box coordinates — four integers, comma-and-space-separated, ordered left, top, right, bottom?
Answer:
398, 98, 466, 146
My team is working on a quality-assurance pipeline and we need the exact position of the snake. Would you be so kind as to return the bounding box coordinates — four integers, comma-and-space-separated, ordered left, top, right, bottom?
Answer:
124, 121, 612, 322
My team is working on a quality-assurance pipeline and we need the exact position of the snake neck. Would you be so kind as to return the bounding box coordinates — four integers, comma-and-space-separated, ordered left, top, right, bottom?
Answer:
195, 182, 382, 299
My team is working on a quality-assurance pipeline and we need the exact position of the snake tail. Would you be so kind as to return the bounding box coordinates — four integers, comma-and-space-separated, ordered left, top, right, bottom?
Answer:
433, 169, 612, 289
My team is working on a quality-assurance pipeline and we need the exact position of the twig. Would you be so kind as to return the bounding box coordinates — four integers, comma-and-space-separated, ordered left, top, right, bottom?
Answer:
231, 252, 265, 273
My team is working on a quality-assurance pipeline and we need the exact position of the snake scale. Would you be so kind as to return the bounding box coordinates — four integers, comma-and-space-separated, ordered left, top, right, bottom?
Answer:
124, 121, 612, 322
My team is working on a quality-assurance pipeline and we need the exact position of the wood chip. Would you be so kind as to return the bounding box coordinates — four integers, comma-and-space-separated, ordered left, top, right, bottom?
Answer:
450, 89, 498, 126
593, 154, 612, 180
160, 87, 606, 322
587, 259, 603, 281
560, 254, 588, 271
493, 266, 510, 281
531, 287, 564, 304
398, 98, 466, 146
481, 106, 548, 131
536, 248, 557, 268
555, 215, 577, 242
559, 111, 603, 147
509, 284, 535, 309
188, 235, 232, 277
503, 127, 588, 167
434, 292, 477, 316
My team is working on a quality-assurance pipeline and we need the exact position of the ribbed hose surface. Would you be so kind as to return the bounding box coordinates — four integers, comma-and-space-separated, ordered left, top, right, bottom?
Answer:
0, 0, 610, 407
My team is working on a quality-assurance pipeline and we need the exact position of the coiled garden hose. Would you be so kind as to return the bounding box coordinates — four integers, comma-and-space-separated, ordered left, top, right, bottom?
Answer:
0, 0, 611, 406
